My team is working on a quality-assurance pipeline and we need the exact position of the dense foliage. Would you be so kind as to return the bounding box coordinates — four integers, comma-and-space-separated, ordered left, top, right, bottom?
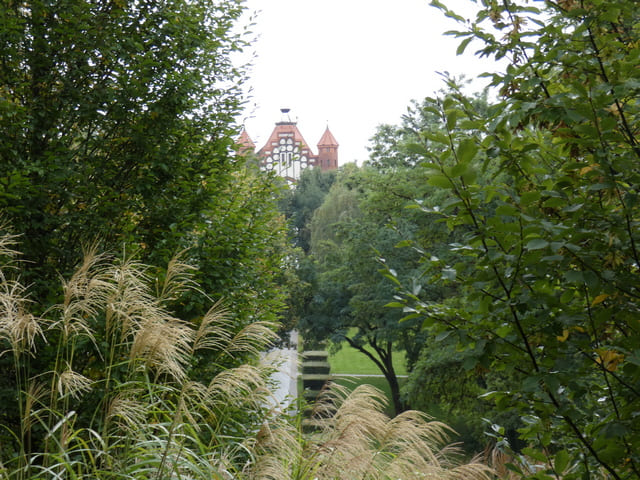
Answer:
0, 0, 292, 460
0, 0, 246, 300
295, 164, 432, 415
382, 0, 640, 477
277, 168, 337, 338
0, 234, 492, 479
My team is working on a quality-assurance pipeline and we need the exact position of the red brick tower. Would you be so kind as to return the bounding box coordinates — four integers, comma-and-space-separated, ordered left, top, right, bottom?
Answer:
317, 126, 339, 171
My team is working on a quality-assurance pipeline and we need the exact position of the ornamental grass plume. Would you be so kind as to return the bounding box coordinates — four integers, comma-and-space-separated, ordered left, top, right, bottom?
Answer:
0, 279, 43, 357
105, 256, 157, 340
129, 315, 195, 383
192, 300, 233, 353
48, 244, 114, 343
57, 367, 93, 400
247, 383, 494, 480
0, 232, 495, 480
105, 392, 148, 434
0, 234, 287, 479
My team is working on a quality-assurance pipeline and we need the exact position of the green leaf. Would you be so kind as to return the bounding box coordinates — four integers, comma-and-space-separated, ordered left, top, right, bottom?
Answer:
435, 330, 453, 341
457, 138, 478, 163
525, 238, 549, 250
554, 450, 571, 473
446, 110, 458, 130
405, 142, 427, 155
520, 191, 541, 205
428, 175, 454, 189
560, 289, 574, 303
395, 239, 413, 248
564, 271, 584, 283
505, 463, 524, 475
384, 301, 406, 308
496, 204, 518, 216
456, 36, 473, 55
442, 268, 457, 280
424, 131, 450, 145
522, 447, 548, 463
562, 203, 584, 213
496, 324, 512, 338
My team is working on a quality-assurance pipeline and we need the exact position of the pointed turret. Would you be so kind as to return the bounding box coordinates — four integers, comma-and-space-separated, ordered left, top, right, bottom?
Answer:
317, 126, 339, 170
236, 127, 256, 155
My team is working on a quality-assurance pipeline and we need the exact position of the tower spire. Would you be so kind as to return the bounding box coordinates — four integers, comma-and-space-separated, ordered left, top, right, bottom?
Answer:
317, 125, 339, 170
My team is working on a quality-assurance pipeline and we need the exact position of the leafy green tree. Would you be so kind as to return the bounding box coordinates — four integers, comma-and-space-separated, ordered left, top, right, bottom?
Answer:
189, 163, 292, 342
367, 94, 518, 449
0, 0, 294, 450
0, 0, 246, 298
276, 167, 337, 338
367, 92, 520, 453
280, 167, 338, 254
300, 164, 439, 415
384, 0, 640, 477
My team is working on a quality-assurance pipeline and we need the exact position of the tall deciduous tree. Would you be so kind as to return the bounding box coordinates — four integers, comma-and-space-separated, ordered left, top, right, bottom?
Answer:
301, 164, 438, 416
385, 0, 640, 477
276, 167, 337, 338
280, 167, 337, 254
0, 0, 294, 446
368, 93, 519, 452
0, 0, 246, 298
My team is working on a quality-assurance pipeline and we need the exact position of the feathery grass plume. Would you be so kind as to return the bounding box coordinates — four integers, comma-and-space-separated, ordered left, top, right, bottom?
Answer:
176, 381, 210, 429
244, 414, 307, 480
191, 300, 233, 353
129, 316, 195, 383
48, 244, 114, 343
221, 320, 279, 360
481, 444, 538, 480
57, 367, 93, 400
105, 255, 157, 341
207, 364, 267, 406
0, 279, 44, 358
105, 392, 148, 434
0, 227, 20, 280
23, 379, 49, 433
156, 249, 199, 303
290, 384, 494, 480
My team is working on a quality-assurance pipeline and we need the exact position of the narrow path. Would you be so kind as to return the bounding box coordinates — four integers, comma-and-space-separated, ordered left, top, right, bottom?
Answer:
262, 344, 299, 415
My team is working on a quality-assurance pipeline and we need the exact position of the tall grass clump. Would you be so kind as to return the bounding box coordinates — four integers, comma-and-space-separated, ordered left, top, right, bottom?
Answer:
0, 233, 278, 479
245, 383, 495, 480
0, 231, 494, 479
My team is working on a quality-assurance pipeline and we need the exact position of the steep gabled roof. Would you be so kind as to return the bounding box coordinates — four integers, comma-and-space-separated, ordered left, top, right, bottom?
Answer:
317, 126, 339, 147
237, 127, 255, 151
257, 121, 316, 157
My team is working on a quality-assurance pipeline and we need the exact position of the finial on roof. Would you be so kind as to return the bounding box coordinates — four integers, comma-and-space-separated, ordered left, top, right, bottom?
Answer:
279, 108, 294, 123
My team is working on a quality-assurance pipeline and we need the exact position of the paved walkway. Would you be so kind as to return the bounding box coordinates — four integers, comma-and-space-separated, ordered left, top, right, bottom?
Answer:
262, 347, 299, 415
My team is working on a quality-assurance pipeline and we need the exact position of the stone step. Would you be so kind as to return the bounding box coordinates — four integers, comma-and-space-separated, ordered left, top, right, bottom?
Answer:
301, 360, 330, 375
302, 350, 329, 362
301, 373, 331, 391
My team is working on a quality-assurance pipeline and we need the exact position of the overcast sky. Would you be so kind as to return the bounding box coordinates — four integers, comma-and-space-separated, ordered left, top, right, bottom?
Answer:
238, 0, 497, 165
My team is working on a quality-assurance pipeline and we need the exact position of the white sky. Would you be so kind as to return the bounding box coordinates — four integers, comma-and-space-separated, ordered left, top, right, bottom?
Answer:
238, 0, 498, 165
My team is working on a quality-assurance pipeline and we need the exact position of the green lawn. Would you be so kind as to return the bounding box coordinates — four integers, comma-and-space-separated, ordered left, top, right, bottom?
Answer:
324, 340, 408, 416
327, 341, 408, 376
298, 334, 409, 415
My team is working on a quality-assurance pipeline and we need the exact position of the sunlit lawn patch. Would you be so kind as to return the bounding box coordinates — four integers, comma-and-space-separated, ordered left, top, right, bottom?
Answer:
325, 339, 408, 416
328, 340, 408, 375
